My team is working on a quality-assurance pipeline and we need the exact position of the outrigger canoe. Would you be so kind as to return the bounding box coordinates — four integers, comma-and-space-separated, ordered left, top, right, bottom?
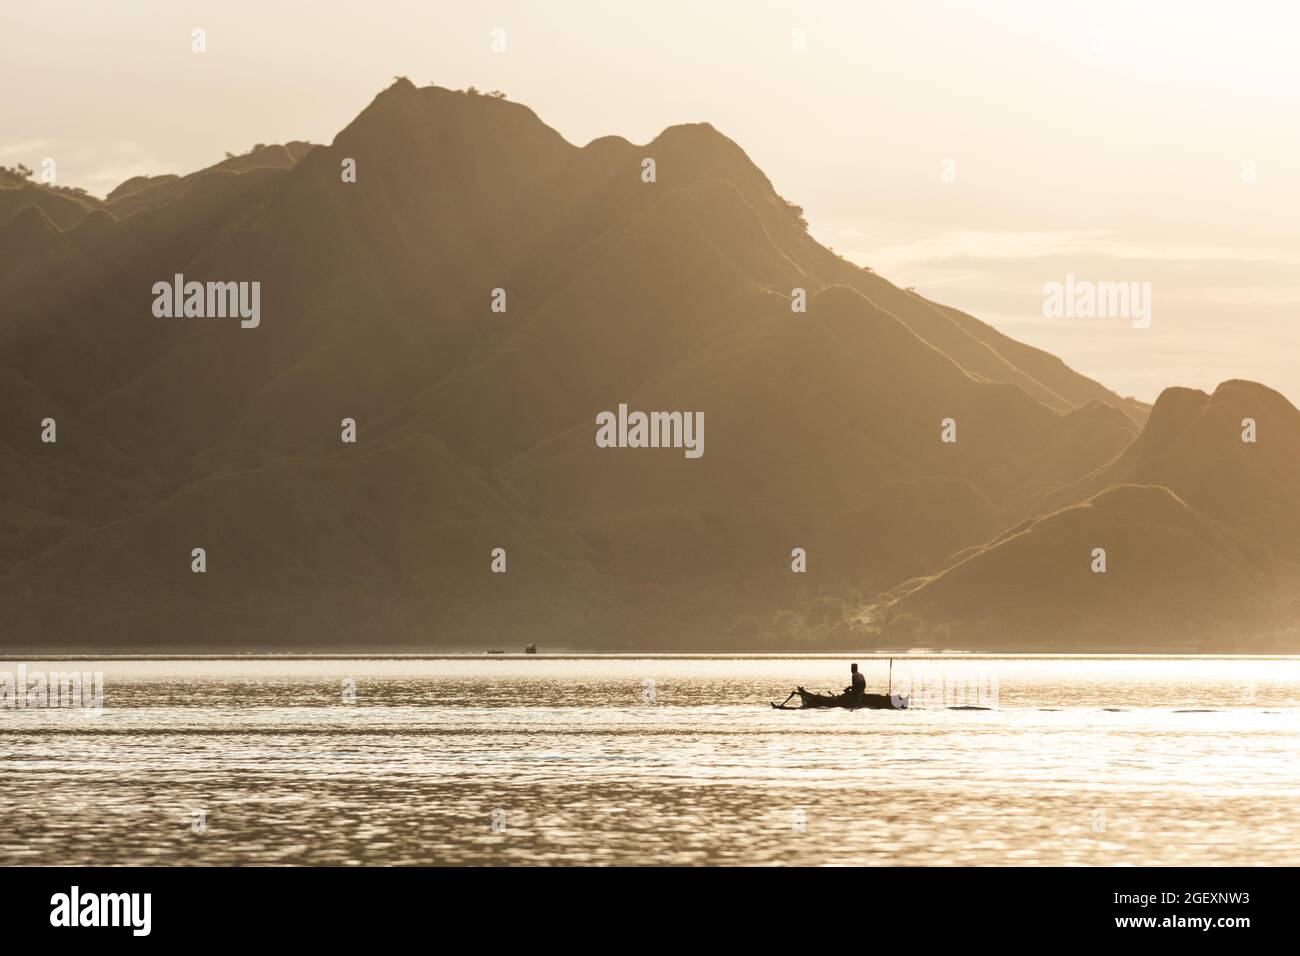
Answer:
771, 686, 908, 710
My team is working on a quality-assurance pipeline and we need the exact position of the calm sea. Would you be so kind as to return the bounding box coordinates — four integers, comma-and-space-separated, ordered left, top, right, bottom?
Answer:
1, 656, 1298, 865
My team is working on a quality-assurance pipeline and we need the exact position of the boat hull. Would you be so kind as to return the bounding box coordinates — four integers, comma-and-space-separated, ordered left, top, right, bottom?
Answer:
772, 686, 908, 710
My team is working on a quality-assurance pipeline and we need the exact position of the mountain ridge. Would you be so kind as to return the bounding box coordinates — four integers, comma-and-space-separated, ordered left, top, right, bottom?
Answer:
3, 80, 1294, 652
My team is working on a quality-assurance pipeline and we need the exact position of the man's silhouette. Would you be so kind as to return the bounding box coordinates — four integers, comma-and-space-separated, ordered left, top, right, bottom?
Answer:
844, 662, 866, 705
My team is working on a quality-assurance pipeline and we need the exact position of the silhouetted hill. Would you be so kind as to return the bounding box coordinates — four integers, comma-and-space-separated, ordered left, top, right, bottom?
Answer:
3, 80, 1294, 652
876, 484, 1298, 651
1045, 381, 1300, 559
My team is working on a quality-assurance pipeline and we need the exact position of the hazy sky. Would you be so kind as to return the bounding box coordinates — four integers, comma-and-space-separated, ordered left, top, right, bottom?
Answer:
3, 1, 1298, 404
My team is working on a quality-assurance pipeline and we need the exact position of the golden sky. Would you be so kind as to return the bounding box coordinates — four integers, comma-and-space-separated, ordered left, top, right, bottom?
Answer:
3, 0, 1297, 403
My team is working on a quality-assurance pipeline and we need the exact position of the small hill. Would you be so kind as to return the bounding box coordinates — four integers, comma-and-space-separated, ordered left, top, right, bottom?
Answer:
877, 484, 1297, 651
1045, 381, 1300, 559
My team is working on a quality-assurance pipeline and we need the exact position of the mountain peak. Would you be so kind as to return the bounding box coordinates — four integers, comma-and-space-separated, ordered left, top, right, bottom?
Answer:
1209, 378, 1294, 411
1, 203, 61, 244
647, 121, 761, 173
651, 121, 724, 143
332, 80, 571, 157
1141, 381, 1296, 457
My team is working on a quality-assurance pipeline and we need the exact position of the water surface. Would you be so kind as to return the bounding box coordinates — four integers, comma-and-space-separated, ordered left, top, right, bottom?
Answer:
2, 657, 1297, 865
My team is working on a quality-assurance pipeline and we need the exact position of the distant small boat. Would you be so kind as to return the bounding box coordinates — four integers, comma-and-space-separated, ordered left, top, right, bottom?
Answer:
524, 643, 537, 654
486, 649, 505, 655
771, 686, 908, 710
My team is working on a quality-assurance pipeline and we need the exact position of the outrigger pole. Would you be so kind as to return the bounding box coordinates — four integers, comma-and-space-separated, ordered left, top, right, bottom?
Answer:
771, 689, 797, 710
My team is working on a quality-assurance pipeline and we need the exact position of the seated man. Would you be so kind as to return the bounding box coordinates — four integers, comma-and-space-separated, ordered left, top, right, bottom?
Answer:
843, 663, 866, 703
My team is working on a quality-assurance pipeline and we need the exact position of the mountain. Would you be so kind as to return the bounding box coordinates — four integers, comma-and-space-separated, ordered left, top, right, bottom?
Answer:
1041, 381, 1300, 560
1, 80, 1294, 652
878, 484, 1298, 651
